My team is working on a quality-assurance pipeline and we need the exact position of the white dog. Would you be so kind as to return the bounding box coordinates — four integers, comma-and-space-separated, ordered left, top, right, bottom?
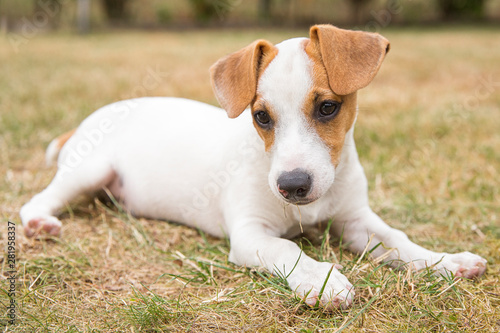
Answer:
20, 25, 487, 309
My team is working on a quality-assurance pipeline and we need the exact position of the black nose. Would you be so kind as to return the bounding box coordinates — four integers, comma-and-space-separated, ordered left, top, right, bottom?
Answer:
277, 169, 312, 201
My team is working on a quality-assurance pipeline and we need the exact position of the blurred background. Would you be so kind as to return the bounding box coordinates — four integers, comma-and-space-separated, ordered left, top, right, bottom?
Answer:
1, 0, 499, 34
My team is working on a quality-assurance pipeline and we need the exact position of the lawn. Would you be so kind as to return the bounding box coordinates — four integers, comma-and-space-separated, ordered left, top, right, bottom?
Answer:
0, 26, 499, 332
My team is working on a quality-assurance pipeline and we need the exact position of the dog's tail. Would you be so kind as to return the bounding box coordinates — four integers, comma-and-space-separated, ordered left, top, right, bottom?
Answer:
45, 128, 77, 167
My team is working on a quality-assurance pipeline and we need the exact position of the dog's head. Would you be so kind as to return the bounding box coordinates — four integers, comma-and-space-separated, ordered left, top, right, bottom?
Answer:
210, 24, 390, 205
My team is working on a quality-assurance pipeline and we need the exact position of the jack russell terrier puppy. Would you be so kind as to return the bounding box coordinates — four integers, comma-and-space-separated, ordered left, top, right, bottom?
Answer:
21, 24, 487, 309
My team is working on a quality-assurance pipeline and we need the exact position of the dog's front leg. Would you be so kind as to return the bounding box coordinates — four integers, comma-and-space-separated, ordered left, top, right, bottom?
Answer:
229, 223, 354, 309
336, 207, 487, 278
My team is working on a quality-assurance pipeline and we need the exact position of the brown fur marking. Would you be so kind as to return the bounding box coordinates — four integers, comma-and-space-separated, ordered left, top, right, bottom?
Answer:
303, 38, 357, 165
56, 128, 77, 149
301, 25, 389, 165
251, 95, 276, 152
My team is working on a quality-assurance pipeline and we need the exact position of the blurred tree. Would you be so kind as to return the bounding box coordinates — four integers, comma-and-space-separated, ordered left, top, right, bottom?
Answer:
259, 0, 272, 22
33, 0, 61, 28
102, 0, 130, 23
437, 0, 485, 20
347, 0, 374, 24
77, 0, 90, 33
0, 0, 5, 33
189, 0, 218, 22
188, 0, 237, 23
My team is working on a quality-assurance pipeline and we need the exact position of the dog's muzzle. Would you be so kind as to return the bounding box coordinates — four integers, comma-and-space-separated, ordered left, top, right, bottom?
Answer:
277, 169, 313, 204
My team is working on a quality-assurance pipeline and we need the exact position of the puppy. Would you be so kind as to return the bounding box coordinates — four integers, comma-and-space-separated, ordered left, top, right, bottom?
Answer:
20, 24, 487, 309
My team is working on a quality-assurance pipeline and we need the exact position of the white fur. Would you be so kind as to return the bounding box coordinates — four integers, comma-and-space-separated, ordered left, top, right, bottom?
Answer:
258, 38, 336, 203
20, 38, 486, 309
45, 138, 60, 167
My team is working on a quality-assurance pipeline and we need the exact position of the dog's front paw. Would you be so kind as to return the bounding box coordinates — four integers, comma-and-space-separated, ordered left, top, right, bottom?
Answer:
436, 252, 487, 279
23, 216, 62, 237
287, 261, 354, 309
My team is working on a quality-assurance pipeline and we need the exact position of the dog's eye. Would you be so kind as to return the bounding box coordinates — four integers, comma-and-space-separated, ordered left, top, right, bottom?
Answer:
318, 101, 341, 119
254, 111, 272, 128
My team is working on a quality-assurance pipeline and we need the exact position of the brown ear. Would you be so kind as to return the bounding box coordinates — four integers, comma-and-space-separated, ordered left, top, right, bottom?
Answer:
210, 39, 277, 118
308, 24, 390, 96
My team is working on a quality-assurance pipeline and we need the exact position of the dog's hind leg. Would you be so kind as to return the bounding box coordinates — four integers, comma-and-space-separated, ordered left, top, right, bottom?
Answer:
20, 156, 116, 237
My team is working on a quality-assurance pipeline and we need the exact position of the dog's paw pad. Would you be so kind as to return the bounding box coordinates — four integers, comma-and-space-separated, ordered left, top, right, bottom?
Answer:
25, 216, 62, 237
454, 259, 487, 279
442, 252, 487, 279
305, 293, 353, 310
298, 282, 355, 310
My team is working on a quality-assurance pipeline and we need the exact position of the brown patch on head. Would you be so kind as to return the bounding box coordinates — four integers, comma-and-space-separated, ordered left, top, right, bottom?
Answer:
210, 40, 278, 118
302, 39, 357, 165
233, 46, 279, 152
300, 24, 390, 165
312, 92, 358, 166
250, 95, 276, 151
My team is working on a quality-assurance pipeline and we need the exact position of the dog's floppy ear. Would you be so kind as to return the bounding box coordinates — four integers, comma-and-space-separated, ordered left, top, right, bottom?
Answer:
210, 39, 277, 118
308, 24, 390, 96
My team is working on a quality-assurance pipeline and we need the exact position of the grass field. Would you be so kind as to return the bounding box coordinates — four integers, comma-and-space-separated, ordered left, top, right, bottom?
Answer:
1, 26, 499, 332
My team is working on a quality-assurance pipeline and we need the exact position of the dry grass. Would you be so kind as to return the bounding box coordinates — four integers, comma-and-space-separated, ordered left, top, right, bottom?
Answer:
1, 27, 499, 332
